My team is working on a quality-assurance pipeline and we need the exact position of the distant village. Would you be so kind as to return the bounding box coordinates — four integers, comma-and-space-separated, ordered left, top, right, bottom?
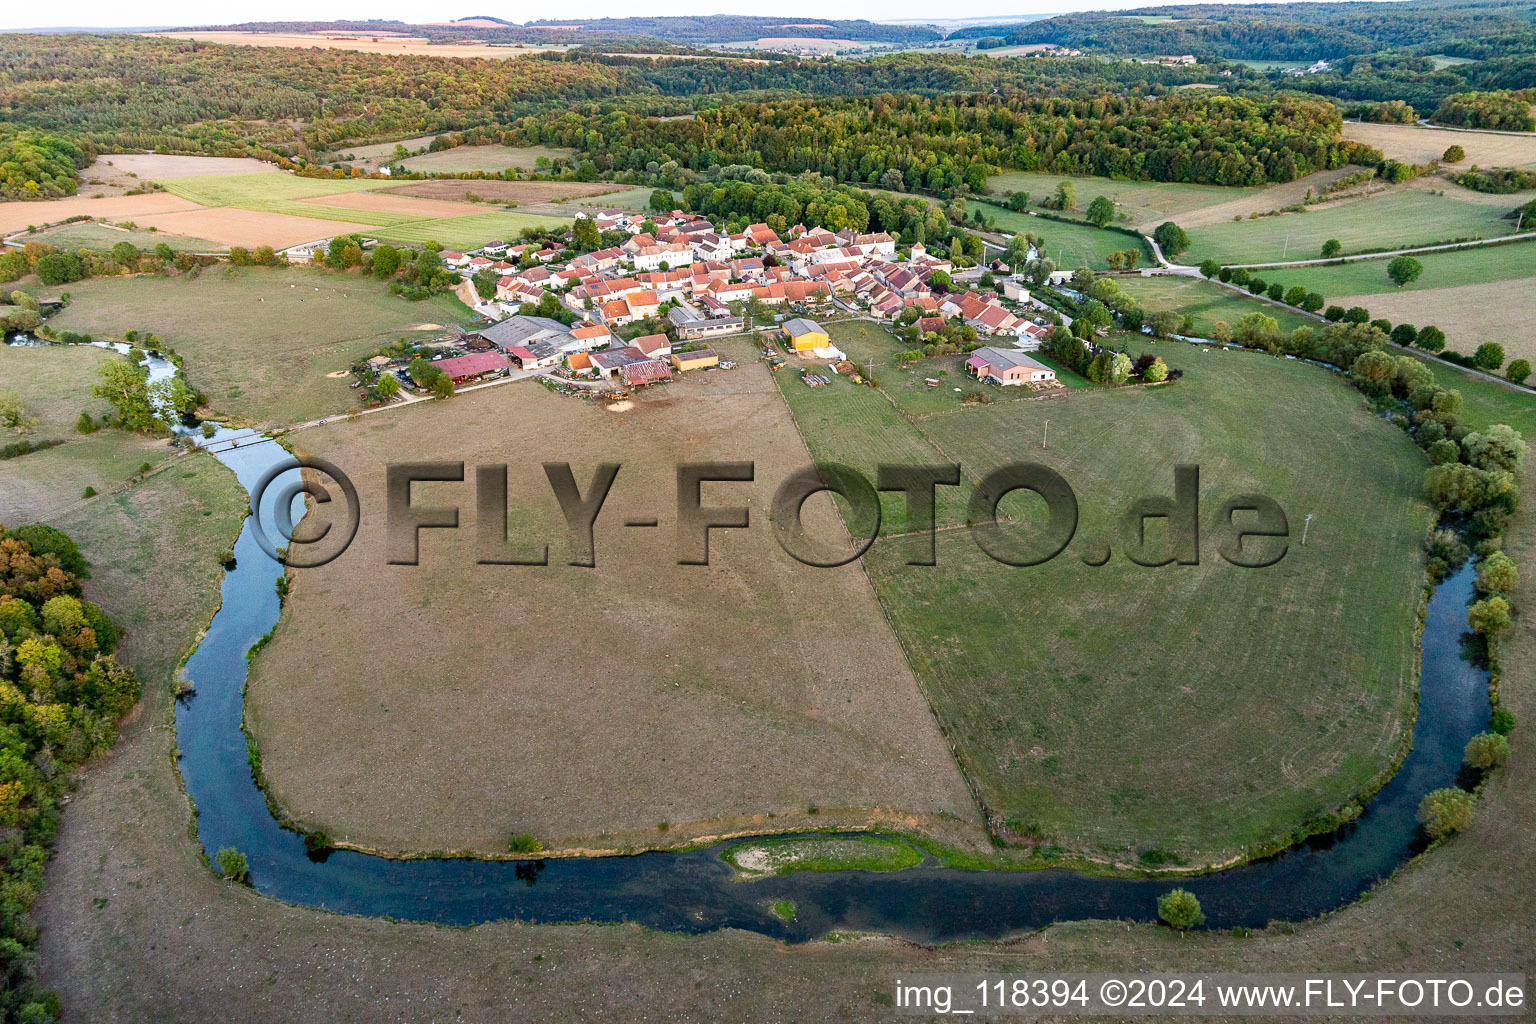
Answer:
348, 206, 1065, 396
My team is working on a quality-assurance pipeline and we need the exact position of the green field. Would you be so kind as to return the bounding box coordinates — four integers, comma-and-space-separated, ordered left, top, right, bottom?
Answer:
584, 185, 660, 212
369, 209, 575, 249
398, 145, 577, 174
0, 343, 177, 523
1231, 58, 1307, 71
1114, 275, 1312, 336
970, 202, 1151, 269
776, 345, 1432, 861
985, 172, 1257, 228
157, 172, 393, 208
38, 267, 472, 426
1188, 188, 1523, 265
33, 220, 222, 253
1246, 240, 1536, 297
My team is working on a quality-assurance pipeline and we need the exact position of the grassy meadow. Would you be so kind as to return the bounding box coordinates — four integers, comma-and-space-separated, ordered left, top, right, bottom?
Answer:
1249, 241, 1536, 297
34, 220, 222, 253
986, 172, 1260, 229
1187, 188, 1523, 265
38, 267, 473, 426
776, 343, 1432, 862
0, 344, 176, 523
969, 201, 1152, 269
1114, 276, 1312, 336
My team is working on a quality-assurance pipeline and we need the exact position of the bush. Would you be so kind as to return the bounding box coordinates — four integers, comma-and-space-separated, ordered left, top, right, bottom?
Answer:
1199, 259, 1220, 278
509, 833, 543, 854
1301, 292, 1325, 313
1491, 708, 1515, 735
1416, 326, 1446, 353
1417, 787, 1475, 839
1266, 282, 1284, 301
214, 846, 250, 884
1389, 323, 1418, 347
1157, 888, 1205, 929
1473, 342, 1505, 371
1509, 359, 1532, 385
1324, 305, 1346, 322
1443, 144, 1465, 162
1464, 731, 1510, 770
1467, 595, 1512, 637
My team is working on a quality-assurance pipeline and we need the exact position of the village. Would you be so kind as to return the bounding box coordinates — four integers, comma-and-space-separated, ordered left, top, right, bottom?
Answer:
353, 206, 1066, 400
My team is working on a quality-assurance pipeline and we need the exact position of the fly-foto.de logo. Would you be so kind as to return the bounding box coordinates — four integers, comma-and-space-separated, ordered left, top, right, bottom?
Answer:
252, 458, 1297, 570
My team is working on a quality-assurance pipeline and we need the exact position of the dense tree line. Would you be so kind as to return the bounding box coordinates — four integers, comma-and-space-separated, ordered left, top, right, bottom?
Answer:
509, 92, 1371, 190
962, 0, 1536, 61
0, 35, 1220, 164
1431, 90, 1536, 130
206, 16, 943, 45
0, 131, 93, 200
0, 524, 142, 1023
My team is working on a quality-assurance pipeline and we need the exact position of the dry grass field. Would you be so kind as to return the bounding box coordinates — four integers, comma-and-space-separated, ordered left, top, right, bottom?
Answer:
380, 179, 627, 204
1338, 277, 1536, 364
0, 344, 175, 523
38, 267, 471, 426
244, 354, 978, 853
1344, 120, 1536, 170
0, 193, 202, 235
143, 31, 564, 59
75, 155, 279, 197
128, 207, 374, 249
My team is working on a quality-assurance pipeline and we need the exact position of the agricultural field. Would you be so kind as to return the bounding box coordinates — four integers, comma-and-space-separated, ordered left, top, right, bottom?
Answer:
1186, 187, 1524, 266
155, 172, 392, 209
244, 353, 977, 852
1342, 120, 1536, 170
0, 193, 203, 235
398, 145, 581, 174
777, 346, 1431, 861
74, 154, 278, 197
143, 30, 566, 59
36, 268, 472, 426
985, 172, 1260, 231
148, 170, 575, 247
377, 180, 626, 204
368, 210, 575, 249
31, 220, 221, 253
1248, 241, 1536, 297
1337, 278, 1536, 364
0, 343, 175, 523
969, 202, 1150, 268
1113, 275, 1312, 336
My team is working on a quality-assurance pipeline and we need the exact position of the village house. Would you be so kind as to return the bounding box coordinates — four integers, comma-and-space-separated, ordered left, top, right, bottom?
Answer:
632, 333, 673, 359
966, 347, 1057, 386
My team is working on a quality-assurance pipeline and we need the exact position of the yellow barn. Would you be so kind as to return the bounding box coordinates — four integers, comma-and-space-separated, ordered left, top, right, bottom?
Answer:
782, 317, 829, 351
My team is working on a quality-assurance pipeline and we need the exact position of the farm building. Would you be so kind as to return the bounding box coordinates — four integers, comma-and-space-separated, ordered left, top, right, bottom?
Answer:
669, 306, 743, 340
966, 347, 1057, 386
620, 359, 672, 386
671, 349, 720, 372
782, 318, 829, 351
590, 346, 651, 378
431, 352, 510, 383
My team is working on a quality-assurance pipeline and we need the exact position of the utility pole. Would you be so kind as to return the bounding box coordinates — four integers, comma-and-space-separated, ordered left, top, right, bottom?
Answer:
1042, 420, 1049, 449
1302, 513, 1315, 545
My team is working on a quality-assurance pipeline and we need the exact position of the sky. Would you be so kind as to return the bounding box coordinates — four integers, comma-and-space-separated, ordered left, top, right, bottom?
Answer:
0, 0, 1245, 31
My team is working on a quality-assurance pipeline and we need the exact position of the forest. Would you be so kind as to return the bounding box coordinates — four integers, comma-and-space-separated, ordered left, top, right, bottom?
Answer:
206, 16, 944, 45
0, 131, 93, 200
506, 93, 1374, 189
0, 36, 1219, 159
956, 0, 1536, 61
